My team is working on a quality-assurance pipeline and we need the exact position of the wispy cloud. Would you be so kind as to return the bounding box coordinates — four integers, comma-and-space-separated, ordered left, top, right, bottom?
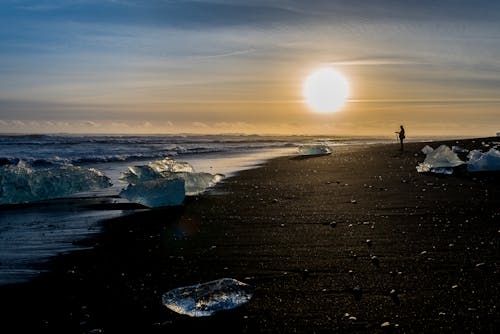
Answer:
191, 48, 256, 60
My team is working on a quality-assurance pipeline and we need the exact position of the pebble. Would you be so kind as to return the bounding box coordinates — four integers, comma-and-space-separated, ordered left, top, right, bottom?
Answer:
366, 239, 372, 247
329, 221, 337, 228
353, 286, 362, 301
350, 199, 357, 204
389, 289, 400, 305
371, 255, 380, 267
381, 321, 391, 328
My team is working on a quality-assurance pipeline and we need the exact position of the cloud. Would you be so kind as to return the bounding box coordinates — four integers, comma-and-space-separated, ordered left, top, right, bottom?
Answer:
84, 120, 99, 127
192, 122, 209, 128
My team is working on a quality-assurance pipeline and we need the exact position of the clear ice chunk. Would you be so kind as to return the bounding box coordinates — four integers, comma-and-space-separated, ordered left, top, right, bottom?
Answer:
0, 162, 111, 204
297, 145, 332, 156
416, 145, 464, 173
467, 148, 500, 172
119, 178, 185, 208
120, 158, 223, 196
162, 278, 254, 317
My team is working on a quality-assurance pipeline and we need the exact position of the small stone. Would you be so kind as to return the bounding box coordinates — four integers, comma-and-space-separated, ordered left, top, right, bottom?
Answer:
389, 289, 400, 305
475, 262, 486, 268
451, 285, 459, 289
350, 199, 357, 204
381, 321, 391, 328
420, 250, 427, 255
366, 239, 372, 247
371, 255, 380, 267
329, 221, 337, 228
352, 286, 363, 301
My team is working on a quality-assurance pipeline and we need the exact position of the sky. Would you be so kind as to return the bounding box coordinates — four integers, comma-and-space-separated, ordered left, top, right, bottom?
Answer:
1, 0, 499, 136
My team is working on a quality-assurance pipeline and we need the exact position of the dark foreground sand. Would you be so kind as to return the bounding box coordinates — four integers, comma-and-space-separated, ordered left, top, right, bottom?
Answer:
1, 138, 499, 333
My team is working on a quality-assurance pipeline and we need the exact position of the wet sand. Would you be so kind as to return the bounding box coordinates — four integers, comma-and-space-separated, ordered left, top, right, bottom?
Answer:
1, 137, 499, 333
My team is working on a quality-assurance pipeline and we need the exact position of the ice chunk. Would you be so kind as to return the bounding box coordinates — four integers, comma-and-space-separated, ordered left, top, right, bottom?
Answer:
180, 172, 224, 195
162, 278, 254, 317
416, 145, 464, 173
147, 157, 194, 173
0, 163, 111, 205
120, 158, 223, 196
298, 145, 332, 156
421, 145, 434, 154
467, 148, 500, 172
119, 178, 185, 207
119, 158, 194, 184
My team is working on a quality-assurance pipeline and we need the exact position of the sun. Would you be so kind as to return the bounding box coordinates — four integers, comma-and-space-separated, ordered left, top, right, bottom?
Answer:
303, 67, 349, 113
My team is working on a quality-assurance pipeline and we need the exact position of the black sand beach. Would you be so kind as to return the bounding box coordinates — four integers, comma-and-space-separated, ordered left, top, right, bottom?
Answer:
1, 138, 499, 333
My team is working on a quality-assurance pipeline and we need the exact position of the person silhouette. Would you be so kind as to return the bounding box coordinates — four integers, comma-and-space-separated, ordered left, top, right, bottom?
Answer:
395, 125, 405, 151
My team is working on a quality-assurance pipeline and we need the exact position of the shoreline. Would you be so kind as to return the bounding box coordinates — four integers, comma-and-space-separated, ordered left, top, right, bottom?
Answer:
1, 137, 499, 333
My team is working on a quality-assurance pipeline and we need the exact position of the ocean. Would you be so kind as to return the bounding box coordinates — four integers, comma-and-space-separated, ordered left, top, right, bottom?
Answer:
0, 134, 391, 285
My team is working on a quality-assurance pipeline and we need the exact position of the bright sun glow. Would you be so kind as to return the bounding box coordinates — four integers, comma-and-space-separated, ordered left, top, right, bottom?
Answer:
303, 68, 349, 113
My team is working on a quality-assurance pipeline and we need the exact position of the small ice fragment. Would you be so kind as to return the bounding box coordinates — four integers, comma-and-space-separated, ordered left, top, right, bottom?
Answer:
430, 167, 454, 175
162, 278, 254, 317
452, 146, 468, 153
119, 178, 185, 208
297, 145, 332, 156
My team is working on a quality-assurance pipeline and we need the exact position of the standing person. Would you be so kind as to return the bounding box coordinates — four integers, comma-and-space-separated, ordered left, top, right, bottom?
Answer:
395, 125, 405, 151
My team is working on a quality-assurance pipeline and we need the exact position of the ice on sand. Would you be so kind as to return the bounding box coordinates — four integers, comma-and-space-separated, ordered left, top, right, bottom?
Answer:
162, 278, 254, 317
421, 145, 434, 155
416, 145, 465, 174
298, 145, 332, 156
467, 148, 500, 172
119, 157, 223, 207
0, 162, 111, 204
119, 178, 185, 207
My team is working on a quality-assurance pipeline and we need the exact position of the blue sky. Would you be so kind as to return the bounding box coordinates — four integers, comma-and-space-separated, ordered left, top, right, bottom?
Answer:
1, 0, 499, 135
